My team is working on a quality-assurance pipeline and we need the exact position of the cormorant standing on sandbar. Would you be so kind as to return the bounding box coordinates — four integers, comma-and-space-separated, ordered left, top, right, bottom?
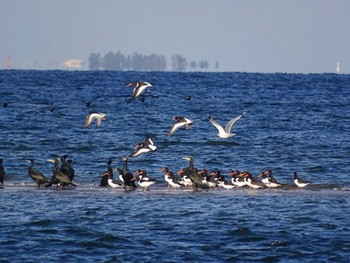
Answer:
100, 159, 113, 187
27, 159, 49, 188
47, 158, 76, 188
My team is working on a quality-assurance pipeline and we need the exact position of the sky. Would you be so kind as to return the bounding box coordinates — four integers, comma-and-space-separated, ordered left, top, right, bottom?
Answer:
1, 0, 349, 73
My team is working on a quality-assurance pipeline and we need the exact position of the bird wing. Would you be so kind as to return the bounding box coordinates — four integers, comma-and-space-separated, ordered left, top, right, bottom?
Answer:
84, 114, 94, 127
224, 113, 244, 133
168, 121, 186, 136
95, 117, 102, 127
31, 170, 47, 181
130, 147, 150, 158
208, 115, 226, 134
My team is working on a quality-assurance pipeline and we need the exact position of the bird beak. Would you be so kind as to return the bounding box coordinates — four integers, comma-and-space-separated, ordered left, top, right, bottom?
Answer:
47, 159, 55, 163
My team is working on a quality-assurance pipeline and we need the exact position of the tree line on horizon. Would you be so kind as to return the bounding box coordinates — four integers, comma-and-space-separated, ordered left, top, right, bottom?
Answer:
88, 51, 217, 71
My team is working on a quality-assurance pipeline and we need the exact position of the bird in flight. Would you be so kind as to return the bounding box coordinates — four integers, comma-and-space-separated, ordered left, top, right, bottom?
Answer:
207, 112, 245, 138
126, 81, 152, 103
84, 112, 107, 128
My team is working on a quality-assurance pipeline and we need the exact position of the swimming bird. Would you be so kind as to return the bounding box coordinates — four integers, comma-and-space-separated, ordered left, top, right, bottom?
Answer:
27, 159, 49, 188
258, 169, 282, 188
129, 137, 157, 158
207, 113, 245, 138
100, 159, 114, 187
167, 116, 194, 136
117, 156, 137, 190
84, 112, 107, 128
47, 158, 76, 188
293, 172, 310, 188
134, 169, 156, 191
0, 159, 5, 186
126, 81, 153, 103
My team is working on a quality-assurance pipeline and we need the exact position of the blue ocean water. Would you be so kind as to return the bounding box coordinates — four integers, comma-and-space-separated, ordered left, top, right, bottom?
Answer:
0, 70, 350, 262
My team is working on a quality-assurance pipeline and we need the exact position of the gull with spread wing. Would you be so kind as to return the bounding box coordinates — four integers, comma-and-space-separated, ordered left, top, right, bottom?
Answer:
207, 112, 245, 138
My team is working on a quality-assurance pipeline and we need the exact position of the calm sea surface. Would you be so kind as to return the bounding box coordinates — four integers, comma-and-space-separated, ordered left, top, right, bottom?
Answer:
0, 70, 350, 262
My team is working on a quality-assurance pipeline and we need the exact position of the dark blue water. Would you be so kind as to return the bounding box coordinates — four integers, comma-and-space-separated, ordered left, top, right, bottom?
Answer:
1, 70, 350, 262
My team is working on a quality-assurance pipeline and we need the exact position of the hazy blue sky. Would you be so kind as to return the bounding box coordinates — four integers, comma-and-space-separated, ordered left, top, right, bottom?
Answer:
1, 0, 349, 73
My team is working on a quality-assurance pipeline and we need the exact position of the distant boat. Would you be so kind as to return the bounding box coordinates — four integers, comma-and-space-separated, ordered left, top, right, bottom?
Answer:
336, 62, 340, 74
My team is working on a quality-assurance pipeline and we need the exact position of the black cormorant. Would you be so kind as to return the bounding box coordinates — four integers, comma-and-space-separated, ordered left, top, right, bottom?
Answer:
182, 157, 209, 191
27, 159, 49, 188
117, 156, 137, 190
100, 159, 114, 187
47, 158, 76, 188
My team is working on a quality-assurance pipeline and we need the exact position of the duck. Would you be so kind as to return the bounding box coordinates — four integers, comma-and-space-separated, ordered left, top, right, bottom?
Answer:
27, 159, 49, 188
207, 113, 245, 138
129, 137, 157, 158
167, 116, 194, 136
84, 112, 107, 128
0, 159, 6, 186
126, 81, 152, 103
293, 172, 310, 188
258, 169, 282, 188
134, 169, 156, 191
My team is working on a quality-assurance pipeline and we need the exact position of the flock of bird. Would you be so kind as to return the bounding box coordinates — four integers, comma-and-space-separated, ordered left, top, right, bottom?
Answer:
0, 81, 312, 191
